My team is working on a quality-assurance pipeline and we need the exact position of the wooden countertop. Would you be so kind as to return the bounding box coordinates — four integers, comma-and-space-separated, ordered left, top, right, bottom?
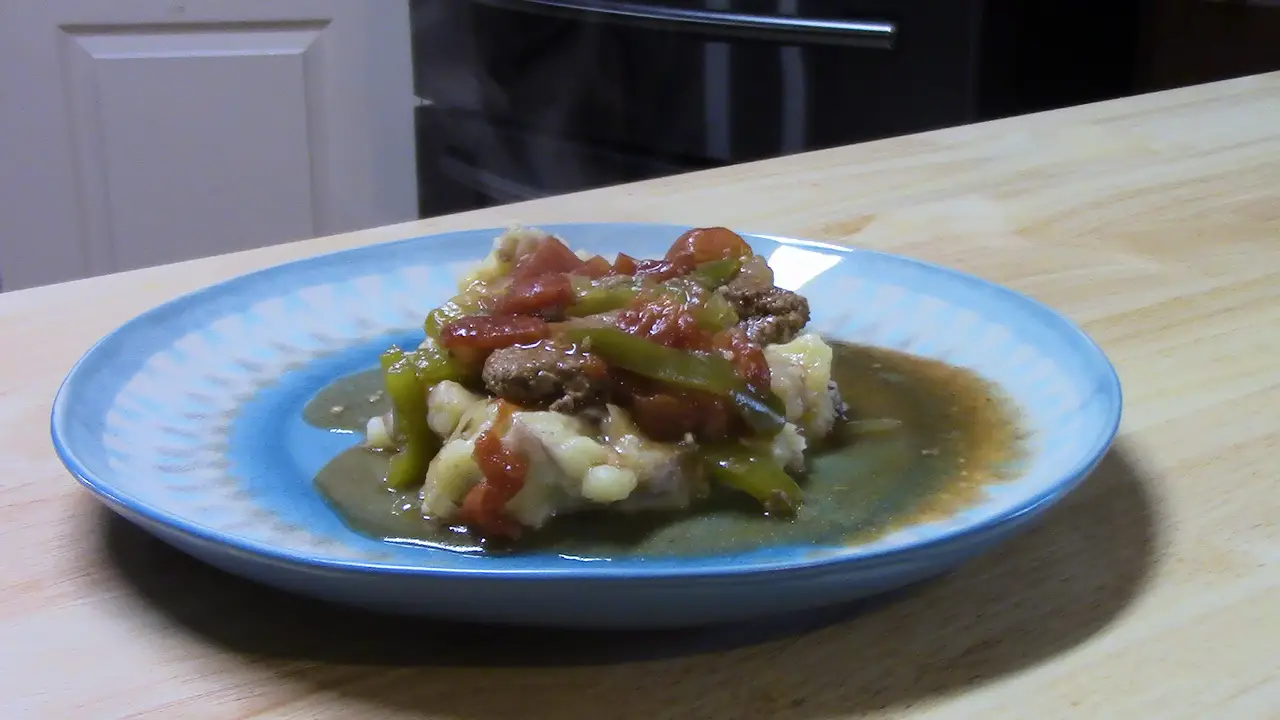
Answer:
3, 73, 1278, 719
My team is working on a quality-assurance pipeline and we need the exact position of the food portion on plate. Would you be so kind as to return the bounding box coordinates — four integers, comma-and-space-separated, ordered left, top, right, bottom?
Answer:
53, 212, 1116, 623
360, 226, 845, 539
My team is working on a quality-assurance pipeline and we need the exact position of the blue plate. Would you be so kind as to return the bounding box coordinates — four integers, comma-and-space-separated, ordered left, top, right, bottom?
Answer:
52, 223, 1121, 628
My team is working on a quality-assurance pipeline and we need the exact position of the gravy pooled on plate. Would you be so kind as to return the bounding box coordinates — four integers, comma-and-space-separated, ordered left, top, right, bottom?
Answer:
305, 225, 1024, 555
307, 341, 1023, 558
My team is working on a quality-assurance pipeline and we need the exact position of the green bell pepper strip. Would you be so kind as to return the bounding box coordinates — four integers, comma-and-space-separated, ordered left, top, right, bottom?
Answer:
411, 343, 469, 387
567, 282, 640, 317
702, 445, 803, 515
562, 325, 785, 435
729, 389, 787, 437
567, 272, 739, 330
424, 303, 462, 339
423, 290, 490, 339
386, 439, 434, 492
651, 278, 738, 331
694, 291, 739, 331
562, 326, 741, 394
380, 347, 441, 489
691, 258, 741, 289
380, 346, 407, 373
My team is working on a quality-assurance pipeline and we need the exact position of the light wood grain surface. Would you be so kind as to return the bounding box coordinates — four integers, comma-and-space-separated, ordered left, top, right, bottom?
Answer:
3, 73, 1279, 720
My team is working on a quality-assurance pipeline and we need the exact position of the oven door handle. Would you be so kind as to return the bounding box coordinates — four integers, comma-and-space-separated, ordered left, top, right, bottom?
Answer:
469, 0, 897, 49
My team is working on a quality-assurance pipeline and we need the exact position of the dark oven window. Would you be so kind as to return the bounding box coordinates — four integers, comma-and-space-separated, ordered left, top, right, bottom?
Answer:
411, 1, 983, 214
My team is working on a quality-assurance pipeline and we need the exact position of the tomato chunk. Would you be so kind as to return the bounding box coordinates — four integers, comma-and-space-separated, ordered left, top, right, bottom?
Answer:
713, 327, 771, 393
459, 483, 523, 538
512, 236, 584, 280
579, 256, 612, 278
613, 295, 712, 350
493, 273, 574, 317
633, 259, 686, 282
610, 253, 639, 276
617, 374, 734, 443
440, 315, 550, 364
461, 403, 527, 538
665, 227, 751, 267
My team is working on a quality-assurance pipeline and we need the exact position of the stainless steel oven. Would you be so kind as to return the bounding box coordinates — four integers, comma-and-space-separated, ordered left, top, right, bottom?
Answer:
409, 0, 1139, 216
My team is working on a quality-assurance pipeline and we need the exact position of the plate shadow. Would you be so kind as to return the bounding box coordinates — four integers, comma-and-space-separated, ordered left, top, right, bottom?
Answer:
99, 443, 1159, 718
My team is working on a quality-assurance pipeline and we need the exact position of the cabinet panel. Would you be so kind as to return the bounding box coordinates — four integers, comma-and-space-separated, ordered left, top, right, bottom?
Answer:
0, 1, 415, 291
61, 23, 325, 271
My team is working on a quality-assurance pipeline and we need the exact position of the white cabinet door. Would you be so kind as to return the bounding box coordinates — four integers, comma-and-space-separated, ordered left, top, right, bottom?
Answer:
0, 0, 417, 291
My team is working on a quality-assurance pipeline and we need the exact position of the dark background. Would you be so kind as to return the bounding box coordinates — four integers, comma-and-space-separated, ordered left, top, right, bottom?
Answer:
412, 0, 1280, 218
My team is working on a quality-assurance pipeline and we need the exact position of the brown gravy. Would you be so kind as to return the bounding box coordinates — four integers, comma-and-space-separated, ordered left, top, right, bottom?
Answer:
304, 342, 1023, 557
